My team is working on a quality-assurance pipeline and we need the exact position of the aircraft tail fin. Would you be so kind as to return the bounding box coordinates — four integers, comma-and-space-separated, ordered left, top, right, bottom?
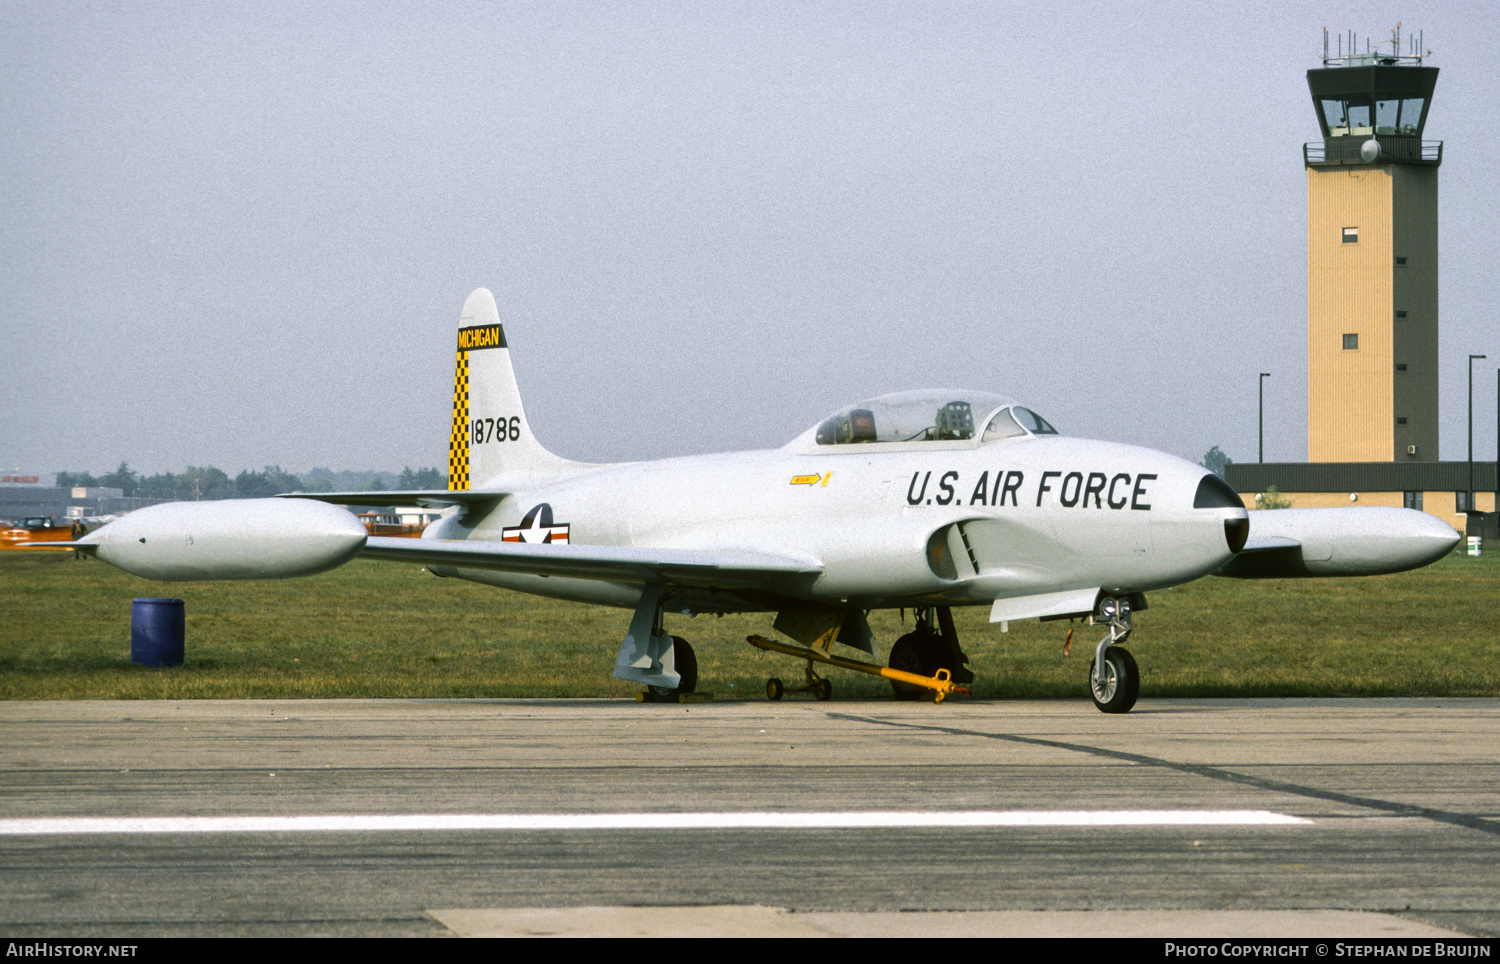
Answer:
447, 288, 579, 489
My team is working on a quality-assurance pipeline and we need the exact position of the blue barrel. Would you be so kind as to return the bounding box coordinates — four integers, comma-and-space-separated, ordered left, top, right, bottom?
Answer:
131, 598, 185, 667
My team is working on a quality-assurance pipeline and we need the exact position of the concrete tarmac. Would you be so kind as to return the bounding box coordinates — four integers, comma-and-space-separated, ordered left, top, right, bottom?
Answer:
1, 697, 1497, 938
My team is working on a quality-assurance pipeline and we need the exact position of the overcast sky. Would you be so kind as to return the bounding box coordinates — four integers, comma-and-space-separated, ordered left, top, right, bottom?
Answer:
3, 1, 1497, 477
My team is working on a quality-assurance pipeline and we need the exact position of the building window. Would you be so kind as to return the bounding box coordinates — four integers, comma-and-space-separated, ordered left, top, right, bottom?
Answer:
1396, 416, 1408, 425
1457, 491, 1472, 513
1343, 333, 1359, 350
1396, 363, 1408, 371
1396, 310, 1408, 318
1404, 491, 1423, 510
1396, 256, 1408, 265
1342, 227, 1359, 243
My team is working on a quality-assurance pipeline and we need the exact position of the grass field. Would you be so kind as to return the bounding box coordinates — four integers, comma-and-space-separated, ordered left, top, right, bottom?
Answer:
1, 548, 1496, 701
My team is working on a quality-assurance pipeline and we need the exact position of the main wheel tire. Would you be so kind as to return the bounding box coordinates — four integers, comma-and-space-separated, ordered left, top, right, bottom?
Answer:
814, 679, 833, 701
648, 636, 698, 703
1089, 646, 1139, 714
766, 677, 784, 701
888, 632, 933, 701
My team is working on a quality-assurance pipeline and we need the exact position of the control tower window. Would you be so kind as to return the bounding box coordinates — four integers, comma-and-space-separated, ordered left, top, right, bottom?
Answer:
1344, 102, 1371, 134
1399, 98, 1425, 135
1320, 96, 1419, 137
1320, 99, 1347, 134
1376, 99, 1400, 134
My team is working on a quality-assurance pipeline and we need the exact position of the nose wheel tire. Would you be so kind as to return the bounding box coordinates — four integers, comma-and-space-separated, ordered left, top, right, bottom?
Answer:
1090, 646, 1139, 714
766, 677, 784, 701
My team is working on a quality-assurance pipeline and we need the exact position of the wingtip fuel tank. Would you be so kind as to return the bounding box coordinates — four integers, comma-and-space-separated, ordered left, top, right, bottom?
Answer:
86, 499, 367, 581
1218, 507, 1459, 579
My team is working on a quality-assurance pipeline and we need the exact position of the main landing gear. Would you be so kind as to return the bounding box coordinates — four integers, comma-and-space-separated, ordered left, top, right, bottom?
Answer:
646, 636, 698, 704
746, 604, 972, 703
613, 586, 701, 703
749, 632, 966, 703
888, 607, 974, 701
1088, 595, 1139, 714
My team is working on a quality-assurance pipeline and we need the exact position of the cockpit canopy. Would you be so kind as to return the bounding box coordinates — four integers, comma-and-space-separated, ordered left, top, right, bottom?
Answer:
801, 389, 1058, 447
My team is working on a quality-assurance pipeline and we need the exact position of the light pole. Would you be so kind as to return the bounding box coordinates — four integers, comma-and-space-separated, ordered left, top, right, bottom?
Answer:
1259, 372, 1271, 463
1469, 354, 1487, 516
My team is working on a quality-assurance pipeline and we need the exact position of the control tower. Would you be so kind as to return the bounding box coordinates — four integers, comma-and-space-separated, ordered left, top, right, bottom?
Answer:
1305, 27, 1440, 462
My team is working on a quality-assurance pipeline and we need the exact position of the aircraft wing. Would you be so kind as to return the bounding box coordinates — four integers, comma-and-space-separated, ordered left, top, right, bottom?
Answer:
361, 536, 823, 590
1239, 536, 1302, 552
279, 490, 504, 508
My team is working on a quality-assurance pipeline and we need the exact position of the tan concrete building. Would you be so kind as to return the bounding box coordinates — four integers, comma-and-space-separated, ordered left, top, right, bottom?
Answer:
1307, 163, 1439, 462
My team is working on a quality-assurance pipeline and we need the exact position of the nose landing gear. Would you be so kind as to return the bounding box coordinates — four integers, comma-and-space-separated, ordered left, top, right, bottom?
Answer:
1089, 596, 1139, 714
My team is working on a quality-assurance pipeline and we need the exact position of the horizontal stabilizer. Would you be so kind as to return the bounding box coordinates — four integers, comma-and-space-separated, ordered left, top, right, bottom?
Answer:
280, 490, 505, 508
361, 537, 821, 590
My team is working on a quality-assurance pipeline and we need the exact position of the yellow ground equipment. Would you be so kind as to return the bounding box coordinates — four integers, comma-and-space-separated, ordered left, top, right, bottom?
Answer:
747, 634, 968, 703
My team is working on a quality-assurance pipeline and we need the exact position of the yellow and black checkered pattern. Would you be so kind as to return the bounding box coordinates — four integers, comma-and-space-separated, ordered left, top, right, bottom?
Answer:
447, 351, 470, 490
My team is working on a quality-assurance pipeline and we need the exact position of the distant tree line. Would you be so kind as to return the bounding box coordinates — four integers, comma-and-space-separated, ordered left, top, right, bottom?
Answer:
1199, 446, 1232, 478
55, 463, 446, 500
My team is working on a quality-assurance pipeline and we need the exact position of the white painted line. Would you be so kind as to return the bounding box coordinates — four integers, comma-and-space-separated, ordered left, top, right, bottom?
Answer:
0, 810, 1309, 835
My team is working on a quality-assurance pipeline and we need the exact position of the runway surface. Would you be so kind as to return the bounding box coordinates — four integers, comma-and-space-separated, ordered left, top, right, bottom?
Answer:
1, 697, 1497, 938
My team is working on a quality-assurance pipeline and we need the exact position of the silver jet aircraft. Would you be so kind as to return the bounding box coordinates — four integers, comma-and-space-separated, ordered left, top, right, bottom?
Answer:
69, 289, 1460, 711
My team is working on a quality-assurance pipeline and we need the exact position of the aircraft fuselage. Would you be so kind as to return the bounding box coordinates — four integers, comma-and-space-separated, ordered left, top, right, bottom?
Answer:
431, 435, 1244, 615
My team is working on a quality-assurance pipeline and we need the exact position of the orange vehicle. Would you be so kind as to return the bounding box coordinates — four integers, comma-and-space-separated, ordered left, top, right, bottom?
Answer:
0, 517, 76, 550
355, 512, 424, 538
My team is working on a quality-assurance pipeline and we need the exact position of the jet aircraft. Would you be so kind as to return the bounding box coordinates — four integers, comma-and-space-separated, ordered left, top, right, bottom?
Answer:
64, 289, 1461, 711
